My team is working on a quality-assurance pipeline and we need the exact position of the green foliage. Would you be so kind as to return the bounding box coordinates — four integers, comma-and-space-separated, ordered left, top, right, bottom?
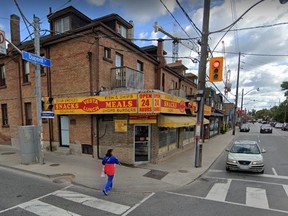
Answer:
220, 123, 227, 134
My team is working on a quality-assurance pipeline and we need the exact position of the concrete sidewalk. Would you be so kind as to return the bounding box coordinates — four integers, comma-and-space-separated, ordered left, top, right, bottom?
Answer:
0, 130, 238, 192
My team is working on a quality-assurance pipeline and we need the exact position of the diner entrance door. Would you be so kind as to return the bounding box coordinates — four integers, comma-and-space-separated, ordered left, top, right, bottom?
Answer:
134, 125, 150, 162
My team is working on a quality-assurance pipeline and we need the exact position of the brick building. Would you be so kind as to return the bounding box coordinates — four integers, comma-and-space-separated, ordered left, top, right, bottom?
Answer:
0, 6, 208, 165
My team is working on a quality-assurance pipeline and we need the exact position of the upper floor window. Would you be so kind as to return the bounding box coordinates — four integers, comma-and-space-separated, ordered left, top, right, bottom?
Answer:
55, 16, 70, 34
40, 54, 47, 75
117, 24, 127, 38
137, 60, 143, 72
104, 47, 111, 59
171, 80, 175, 90
23, 61, 30, 83
1, 104, 8, 127
0, 65, 6, 87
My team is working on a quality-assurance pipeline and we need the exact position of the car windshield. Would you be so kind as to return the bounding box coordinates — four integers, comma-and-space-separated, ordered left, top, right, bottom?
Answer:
230, 144, 260, 154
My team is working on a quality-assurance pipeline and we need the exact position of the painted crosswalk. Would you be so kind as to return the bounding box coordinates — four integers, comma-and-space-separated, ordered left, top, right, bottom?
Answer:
168, 177, 288, 213
203, 179, 288, 211
0, 189, 132, 216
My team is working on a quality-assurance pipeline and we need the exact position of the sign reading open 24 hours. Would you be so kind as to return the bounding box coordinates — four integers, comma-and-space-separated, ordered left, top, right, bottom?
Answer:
22, 51, 51, 67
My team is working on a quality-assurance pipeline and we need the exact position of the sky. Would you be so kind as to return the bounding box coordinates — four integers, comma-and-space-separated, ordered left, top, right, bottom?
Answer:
0, 0, 288, 112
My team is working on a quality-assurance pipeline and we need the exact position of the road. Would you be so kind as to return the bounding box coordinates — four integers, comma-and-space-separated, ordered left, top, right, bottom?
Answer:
1, 123, 287, 215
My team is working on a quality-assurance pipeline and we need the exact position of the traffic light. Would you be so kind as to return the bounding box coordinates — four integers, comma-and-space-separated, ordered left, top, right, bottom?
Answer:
42, 97, 54, 111
209, 57, 224, 82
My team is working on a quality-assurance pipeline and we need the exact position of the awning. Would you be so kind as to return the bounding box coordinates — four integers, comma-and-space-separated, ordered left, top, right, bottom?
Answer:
158, 115, 197, 128
204, 118, 210, 124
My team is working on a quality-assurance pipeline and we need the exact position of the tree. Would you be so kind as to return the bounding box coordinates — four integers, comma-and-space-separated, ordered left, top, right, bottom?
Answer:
281, 81, 288, 96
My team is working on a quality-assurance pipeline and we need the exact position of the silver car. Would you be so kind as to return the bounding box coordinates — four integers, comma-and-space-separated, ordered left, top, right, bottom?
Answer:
226, 140, 265, 173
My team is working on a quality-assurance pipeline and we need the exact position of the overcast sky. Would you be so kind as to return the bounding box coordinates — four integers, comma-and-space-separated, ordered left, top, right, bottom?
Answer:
1, 0, 287, 111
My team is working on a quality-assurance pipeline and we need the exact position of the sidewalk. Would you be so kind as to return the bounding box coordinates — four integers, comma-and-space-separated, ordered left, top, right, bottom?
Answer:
0, 130, 238, 192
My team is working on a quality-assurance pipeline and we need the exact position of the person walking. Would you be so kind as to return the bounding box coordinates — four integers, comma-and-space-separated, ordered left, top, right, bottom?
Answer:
102, 149, 120, 196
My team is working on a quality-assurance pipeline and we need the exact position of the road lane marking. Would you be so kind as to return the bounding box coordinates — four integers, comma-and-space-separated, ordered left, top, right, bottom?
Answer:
166, 191, 288, 214
122, 192, 155, 216
205, 179, 231, 201
272, 168, 278, 176
0, 185, 72, 214
53, 190, 130, 215
283, 185, 288, 197
209, 169, 288, 180
246, 187, 269, 209
19, 200, 80, 216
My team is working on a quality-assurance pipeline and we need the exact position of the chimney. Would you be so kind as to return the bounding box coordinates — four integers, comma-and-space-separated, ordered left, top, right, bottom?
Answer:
128, 20, 134, 42
157, 38, 166, 67
10, 14, 21, 46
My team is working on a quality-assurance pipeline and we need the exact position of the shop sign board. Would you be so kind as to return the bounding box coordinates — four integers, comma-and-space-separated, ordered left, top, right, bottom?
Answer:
54, 94, 137, 114
115, 120, 127, 132
129, 114, 157, 124
160, 94, 186, 114
204, 104, 211, 116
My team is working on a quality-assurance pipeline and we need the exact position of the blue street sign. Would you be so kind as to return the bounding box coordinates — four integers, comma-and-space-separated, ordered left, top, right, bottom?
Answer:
22, 51, 51, 67
41, 111, 54, 118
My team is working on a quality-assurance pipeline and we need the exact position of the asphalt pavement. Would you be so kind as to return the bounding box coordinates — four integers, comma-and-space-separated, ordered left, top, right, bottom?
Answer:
0, 129, 238, 193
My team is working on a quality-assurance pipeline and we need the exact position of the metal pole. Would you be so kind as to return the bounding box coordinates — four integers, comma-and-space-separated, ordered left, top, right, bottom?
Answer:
195, 0, 210, 167
240, 88, 244, 125
232, 52, 241, 135
34, 15, 44, 164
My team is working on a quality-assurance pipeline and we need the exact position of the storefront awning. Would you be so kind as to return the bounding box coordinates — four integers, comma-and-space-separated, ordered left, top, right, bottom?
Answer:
158, 115, 197, 128
204, 118, 210, 124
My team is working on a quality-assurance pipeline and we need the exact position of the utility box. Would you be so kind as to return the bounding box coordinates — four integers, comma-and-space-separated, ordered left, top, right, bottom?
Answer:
19, 126, 39, 164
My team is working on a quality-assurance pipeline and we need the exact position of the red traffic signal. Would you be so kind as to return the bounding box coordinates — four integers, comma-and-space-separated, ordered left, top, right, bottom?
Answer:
209, 57, 224, 82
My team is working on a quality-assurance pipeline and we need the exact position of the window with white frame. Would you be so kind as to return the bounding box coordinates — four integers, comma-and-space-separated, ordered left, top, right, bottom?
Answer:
23, 61, 30, 83
137, 60, 143, 72
117, 24, 127, 38
55, 16, 70, 34
0, 65, 6, 86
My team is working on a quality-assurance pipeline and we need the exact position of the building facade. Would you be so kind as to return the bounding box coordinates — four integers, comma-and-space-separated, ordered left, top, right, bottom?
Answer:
0, 6, 213, 165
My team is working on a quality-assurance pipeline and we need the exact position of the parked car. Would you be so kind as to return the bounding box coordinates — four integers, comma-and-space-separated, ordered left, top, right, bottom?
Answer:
281, 123, 288, 131
240, 124, 250, 132
260, 124, 273, 133
226, 140, 265, 173
275, 123, 284, 129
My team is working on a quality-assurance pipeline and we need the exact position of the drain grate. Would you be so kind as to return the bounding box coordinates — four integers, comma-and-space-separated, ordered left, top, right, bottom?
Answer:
143, 169, 168, 180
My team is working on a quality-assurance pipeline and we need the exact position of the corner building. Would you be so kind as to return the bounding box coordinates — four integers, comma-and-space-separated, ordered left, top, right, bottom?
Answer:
0, 6, 210, 165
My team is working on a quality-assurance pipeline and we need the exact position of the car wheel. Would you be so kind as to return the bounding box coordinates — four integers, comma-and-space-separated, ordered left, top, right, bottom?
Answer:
226, 167, 230, 172
259, 169, 264, 174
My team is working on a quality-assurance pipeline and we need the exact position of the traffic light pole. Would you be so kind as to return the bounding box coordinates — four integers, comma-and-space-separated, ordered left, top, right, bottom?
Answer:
34, 15, 44, 164
195, 0, 210, 167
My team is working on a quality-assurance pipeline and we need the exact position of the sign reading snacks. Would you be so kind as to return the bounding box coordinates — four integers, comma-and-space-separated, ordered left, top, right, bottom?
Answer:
54, 94, 137, 114
160, 94, 186, 114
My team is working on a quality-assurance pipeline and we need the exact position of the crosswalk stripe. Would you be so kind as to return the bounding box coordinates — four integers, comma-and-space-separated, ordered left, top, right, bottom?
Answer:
246, 187, 269, 209
19, 200, 80, 216
205, 179, 231, 201
53, 190, 130, 215
283, 185, 288, 197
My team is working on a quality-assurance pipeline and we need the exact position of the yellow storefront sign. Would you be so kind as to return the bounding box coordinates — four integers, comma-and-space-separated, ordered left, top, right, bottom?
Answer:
204, 104, 211, 116
115, 120, 127, 132
160, 94, 186, 114
54, 94, 137, 114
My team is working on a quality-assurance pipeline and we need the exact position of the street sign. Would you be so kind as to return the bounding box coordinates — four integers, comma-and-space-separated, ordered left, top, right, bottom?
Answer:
0, 30, 6, 55
22, 51, 51, 67
41, 111, 54, 118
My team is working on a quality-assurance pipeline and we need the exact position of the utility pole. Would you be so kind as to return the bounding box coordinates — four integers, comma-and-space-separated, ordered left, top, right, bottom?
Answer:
195, 0, 210, 167
232, 52, 241, 135
34, 15, 44, 164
